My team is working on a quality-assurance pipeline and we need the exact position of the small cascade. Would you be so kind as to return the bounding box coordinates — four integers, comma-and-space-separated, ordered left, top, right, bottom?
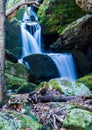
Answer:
20, 6, 77, 81
48, 53, 77, 81
20, 22, 41, 58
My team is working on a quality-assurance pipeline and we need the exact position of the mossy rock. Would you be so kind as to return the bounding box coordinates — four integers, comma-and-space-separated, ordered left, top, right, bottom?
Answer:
38, 0, 85, 34
48, 78, 91, 96
62, 108, 92, 130
0, 110, 42, 130
5, 60, 32, 80
5, 73, 37, 93
76, 73, 92, 90
5, 20, 22, 59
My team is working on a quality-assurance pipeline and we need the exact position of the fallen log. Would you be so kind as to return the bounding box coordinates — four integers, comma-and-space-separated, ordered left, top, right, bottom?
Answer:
6, 0, 41, 19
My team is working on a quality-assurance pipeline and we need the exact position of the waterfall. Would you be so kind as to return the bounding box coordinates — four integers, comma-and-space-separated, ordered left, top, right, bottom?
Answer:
48, 53, 77, 81
20, 6, 77, 81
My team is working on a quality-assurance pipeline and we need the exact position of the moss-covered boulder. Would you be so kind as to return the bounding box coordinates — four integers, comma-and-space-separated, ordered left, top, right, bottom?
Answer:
38, 0, 85, 34
0, 110, 42, 130
50, 14, 92, 52
62, 108, 92, 130
5, 73, 37, 93
5, 20, 22, 59
48, 78, 91, 96
5, 60, 31, 80
76, 73, 92, 90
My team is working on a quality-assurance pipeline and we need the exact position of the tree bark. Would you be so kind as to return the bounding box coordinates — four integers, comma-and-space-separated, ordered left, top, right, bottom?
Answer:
6, 0, 41, 19
0, 0, 6, 102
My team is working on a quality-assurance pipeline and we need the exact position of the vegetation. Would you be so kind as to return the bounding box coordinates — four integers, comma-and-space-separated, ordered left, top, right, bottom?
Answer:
38, 0, 85, 34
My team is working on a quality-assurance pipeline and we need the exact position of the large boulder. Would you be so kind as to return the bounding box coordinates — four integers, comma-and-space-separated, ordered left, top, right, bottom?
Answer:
72, 50, 91, 77
76, 0, 92, 13
5, 60, 39, 84
48, 78, 91, 96
5, 20, 22, 59
23, 54, 59, 82
0, 110, 42, 130
5, 73, 37, 93
63, 108, 92, 130
51, 14, 92, 52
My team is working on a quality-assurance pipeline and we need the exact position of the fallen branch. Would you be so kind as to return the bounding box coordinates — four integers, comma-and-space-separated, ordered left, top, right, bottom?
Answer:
6, 0, 41, 19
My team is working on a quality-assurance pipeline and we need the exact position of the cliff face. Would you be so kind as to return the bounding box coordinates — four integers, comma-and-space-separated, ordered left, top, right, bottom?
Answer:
76, 0, 92, 13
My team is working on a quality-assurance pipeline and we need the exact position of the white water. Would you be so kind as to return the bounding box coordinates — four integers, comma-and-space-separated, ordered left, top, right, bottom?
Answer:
20, 6, 77, 81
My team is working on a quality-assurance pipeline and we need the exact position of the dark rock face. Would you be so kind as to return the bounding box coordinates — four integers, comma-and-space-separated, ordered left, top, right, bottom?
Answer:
61, 14, 92, 51
23, 54, 59, 82
5, 49, 18, 63
50, 15, 92, 53
73, 51, 91, 77
5, 20, 22, 58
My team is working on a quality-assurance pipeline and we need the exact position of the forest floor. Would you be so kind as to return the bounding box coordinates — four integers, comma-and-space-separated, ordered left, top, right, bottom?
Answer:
2, 87, 92, 129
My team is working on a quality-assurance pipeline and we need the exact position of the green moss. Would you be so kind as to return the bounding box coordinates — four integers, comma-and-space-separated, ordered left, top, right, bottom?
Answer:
61, 14, 92, 35
76, 73, 92, 90
38, 0, 85, 34
5, 73, 37, 92
63, 108, 92, 130
0, 110, 42, 130
48, 79, 63, 93
48, 78, 91, 96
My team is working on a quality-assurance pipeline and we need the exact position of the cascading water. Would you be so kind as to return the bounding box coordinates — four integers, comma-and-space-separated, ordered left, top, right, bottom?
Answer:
20, 6, 77, 81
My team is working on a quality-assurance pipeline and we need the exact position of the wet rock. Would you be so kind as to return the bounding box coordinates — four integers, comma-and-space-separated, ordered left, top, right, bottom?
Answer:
6, 49, 18, 63
48, 78, 91, 96
63, 108, 92, 130
73, 50, 91, 77
23, 54, 59, 82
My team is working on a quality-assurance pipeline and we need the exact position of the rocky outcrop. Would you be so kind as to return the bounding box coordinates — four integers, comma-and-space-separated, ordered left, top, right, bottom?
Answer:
76, 0, 92, 13
72, 50, 91, 77
23, 54, 59, 82
5, 20, 22, 59
51, 14, 92, 52
38, 0, 85, 34
63, 108, 92, 130
0, 110, 42, 130
6, 49, 18, 63
48, 78, 91, 96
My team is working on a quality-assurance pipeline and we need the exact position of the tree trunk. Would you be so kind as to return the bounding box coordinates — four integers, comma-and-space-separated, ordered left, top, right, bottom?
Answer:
0, 0, 6, 102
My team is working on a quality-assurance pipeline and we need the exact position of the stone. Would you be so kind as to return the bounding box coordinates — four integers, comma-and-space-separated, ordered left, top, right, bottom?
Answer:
48, 78, 91, 96
0, 110, 42, 130
63, 108, 92, 130
5, 49, 18, 63
50, 14, 92, 52
23, 54, 59, 82
76, 73, 92, 90
5, 73, 37, 93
